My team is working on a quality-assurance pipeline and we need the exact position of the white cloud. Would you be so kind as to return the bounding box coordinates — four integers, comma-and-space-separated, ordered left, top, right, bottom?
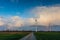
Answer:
10, 0, 19, 3
0, 16, 23, 29
23, 18, 35, 26
0, 6, 60, 30
10, 0, 15, 2
7, 16, 23, 29
0, 6, 4, 8
29, 6, 60, 26
0, 17, 5, 26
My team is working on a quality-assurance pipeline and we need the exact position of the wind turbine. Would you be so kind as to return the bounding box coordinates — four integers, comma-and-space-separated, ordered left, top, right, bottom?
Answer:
47, 22, 52, 31
49, 23, 52, 31
34, 15, 39, 32
33, 14, 40, 32
35, 19, 38, 32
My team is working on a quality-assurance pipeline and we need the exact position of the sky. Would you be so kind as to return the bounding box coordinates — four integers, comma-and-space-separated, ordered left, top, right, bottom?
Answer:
0, 0, 60, 31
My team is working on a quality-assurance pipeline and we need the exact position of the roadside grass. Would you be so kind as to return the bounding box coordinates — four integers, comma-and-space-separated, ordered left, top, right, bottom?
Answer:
0, 32, 30, 40
34, 32, 60, 40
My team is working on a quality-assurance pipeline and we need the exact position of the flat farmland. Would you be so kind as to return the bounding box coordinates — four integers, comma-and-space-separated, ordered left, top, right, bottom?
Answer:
0, 32, 30, 40
34, 32, 60, 40
0, 31, 60, 40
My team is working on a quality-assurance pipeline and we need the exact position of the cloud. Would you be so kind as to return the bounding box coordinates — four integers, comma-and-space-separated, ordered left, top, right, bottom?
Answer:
7, 16, 23, 29
10, 0, 15, 2
10, 0, 19, 3
23, 18, 35, 26
29, 6, 60, 26
0, 16, 23, 29
0, 6, 4, 8
0, 6, 60, 30
0, 17, 5, 26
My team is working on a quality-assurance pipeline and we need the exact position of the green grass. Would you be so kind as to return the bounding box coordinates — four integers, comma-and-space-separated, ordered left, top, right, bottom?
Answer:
34, 32, 60, 40
0, 32, 30, 40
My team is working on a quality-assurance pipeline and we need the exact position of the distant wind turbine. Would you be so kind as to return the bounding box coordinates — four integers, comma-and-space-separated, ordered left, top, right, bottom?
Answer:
35, 19, 38, 32
34, 14, 40, 32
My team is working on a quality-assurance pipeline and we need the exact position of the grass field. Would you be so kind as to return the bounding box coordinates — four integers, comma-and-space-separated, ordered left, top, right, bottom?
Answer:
34, 32, 60, 40
0, 31, 60, 40
0, 32, 30, 40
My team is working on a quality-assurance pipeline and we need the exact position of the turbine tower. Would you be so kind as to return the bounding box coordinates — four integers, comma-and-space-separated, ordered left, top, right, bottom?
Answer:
49, 23, 51, 31
35, 19, 38, 32
34, 14, 39, 32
